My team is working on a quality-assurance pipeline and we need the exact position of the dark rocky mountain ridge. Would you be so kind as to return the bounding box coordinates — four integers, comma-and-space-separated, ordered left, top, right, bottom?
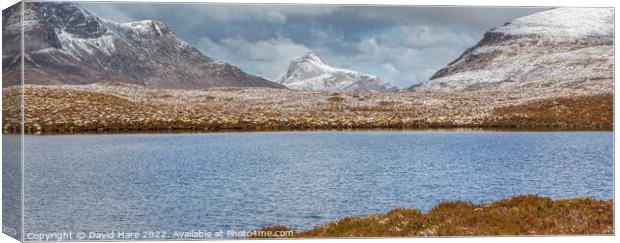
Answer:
2, 2, 285, 89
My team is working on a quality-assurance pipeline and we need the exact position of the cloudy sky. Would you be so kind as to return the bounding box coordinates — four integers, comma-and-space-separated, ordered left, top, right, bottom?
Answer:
81, 3, 547, 88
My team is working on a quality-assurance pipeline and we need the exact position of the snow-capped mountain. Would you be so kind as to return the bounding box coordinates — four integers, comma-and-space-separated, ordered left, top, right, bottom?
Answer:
278, 52, 398, 93
409, 8, 614, 93
2, 2, 285, 89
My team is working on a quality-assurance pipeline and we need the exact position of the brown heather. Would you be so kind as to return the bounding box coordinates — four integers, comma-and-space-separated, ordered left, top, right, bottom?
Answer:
1, 83, 613, 134
484, 94, 613, 129
253, 195, 613, 238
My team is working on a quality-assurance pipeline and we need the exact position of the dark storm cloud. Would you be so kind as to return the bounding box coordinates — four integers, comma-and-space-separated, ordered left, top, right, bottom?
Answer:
81, 2, 548, 87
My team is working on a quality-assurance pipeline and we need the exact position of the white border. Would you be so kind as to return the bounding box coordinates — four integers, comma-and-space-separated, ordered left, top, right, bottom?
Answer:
1, 0, 616, 7
0, 1, 617, 243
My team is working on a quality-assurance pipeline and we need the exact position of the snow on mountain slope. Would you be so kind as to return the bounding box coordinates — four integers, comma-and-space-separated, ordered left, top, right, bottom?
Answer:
2, 2, 285, 89
409, 8, 613, 93
495, 8, 613, 37
278, 52, 398, 93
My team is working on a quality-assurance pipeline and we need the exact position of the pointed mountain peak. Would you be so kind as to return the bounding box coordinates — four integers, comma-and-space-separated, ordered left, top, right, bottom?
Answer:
279, 52, 398, 93
299, 51, 325, 65
122, 20, 171, 36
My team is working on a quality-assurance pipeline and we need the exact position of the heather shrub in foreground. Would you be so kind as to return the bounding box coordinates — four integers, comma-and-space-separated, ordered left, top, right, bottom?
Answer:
253, 195, 613, 238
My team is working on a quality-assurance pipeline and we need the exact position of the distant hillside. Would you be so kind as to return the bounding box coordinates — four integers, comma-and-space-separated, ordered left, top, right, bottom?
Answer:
409, 8, 613, 93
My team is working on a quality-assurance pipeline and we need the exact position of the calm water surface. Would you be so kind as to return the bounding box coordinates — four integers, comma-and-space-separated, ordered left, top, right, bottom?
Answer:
19, 131, 613, 237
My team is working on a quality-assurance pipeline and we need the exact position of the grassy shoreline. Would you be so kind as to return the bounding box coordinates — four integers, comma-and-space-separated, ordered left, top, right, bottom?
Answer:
1, 126, 613, 135
2, 85, 613, 134
253, 195, 613, 238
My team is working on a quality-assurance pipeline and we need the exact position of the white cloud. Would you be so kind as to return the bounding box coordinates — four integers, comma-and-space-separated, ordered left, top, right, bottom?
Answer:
264, 11, 287, 24
381, 63, 399, 75
81, 4, 134, 23
398, 25, 477, 48
197, 36, 310, 80
309, 24, 479, 88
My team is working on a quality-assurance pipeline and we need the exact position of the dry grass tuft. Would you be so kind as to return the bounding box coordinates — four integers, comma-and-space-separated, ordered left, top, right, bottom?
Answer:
484, 93, 613, 129
254, 195, 613, 238
327, 96, 345, 102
